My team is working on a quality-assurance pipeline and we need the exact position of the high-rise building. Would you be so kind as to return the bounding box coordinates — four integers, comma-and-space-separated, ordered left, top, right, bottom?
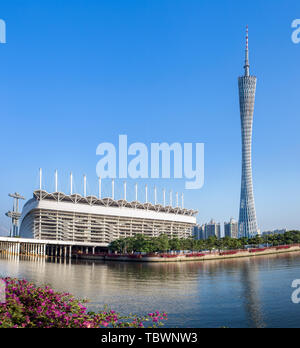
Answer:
262, 229, 287, 236
193, 224, 206, 240
205, 219, 221, 239
238, 26, 258, 238
224, 218, 238, 239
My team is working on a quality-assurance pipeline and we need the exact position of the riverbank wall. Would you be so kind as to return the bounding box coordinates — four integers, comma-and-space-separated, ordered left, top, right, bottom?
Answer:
76, 245, 300, 262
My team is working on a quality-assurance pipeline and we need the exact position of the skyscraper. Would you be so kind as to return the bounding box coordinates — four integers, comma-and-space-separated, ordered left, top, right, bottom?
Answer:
193, 224, 206, 240
238, 26, 258, 238
205, 219, 221, 239
224, 218, 238, 239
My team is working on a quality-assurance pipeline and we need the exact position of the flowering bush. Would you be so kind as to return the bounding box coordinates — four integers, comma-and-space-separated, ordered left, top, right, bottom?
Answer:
186, 253, 206, 257
127, 254, 143, 259
0, 278, 167, 328
276, 245, 291, 250
249, 248, 267, 253
160, 254, 178, 258
219, 251, 238, 256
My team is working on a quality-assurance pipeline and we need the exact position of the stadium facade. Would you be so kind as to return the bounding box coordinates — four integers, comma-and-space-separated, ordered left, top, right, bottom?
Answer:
19, 173, 197, 245
238, 27, 258, 238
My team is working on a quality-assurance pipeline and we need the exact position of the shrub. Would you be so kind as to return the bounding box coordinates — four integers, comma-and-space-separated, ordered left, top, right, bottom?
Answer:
0, 277, 167, 328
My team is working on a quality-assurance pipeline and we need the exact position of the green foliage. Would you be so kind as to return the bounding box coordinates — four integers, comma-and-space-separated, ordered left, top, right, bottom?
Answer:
109, 231, 300, 253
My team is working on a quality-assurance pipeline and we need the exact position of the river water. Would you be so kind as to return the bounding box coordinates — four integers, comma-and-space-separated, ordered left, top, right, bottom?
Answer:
1, 252, 300, 328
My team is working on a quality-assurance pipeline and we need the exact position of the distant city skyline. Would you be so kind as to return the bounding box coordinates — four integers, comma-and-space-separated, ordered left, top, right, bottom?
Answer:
0, 1, 300, 235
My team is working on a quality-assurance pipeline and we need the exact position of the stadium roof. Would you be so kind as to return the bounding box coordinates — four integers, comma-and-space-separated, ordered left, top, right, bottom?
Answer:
30, 190, 198, 217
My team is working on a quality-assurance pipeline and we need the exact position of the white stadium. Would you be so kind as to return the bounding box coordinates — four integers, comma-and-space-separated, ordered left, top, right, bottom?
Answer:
19, 170, 198, 246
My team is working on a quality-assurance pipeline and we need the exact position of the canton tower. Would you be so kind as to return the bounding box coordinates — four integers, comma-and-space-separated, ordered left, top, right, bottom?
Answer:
238, 26, 258, 238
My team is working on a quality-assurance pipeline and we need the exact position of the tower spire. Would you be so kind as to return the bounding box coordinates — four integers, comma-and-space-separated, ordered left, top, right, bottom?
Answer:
238, 25, 258, 238
244, 25, 250, 76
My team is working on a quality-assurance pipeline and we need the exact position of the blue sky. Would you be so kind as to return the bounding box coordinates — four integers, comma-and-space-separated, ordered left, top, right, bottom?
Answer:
0, 0, 300, 236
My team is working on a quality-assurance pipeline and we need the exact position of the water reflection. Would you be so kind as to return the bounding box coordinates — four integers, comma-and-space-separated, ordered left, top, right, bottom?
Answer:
239, 259, 266, 328
1, 252, 300, 327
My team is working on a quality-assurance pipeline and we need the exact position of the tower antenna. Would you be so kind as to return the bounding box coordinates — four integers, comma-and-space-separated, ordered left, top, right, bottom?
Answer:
244, 25, 250, 76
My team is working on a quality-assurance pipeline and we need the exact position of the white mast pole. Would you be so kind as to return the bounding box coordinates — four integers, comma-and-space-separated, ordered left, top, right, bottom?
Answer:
135, 183, 138, 201
83, 175, 87, 197
176, 192, 178, 207
111, 179, 115, 200
39, 168, 42, 190
70, 172, 73, 195
181, 193, 184, 208
163, 189, 166, 207
98, 177, 101, 199
154, 186, 157, 205
169, 190, 173, 207
145, 184, 148, 203
55, 169, 58, 192
124, 181, 127, 200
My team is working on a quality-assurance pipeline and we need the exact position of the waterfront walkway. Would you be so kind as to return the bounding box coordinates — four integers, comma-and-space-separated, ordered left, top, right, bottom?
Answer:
78, 245, 300, 262
1, 237, 300, 263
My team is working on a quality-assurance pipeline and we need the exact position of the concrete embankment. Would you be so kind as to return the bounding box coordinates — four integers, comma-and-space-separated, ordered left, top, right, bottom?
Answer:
77, 245, 300, 263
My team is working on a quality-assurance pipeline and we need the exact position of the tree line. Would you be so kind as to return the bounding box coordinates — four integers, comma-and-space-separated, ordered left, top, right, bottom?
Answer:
108, 230, 300, 253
